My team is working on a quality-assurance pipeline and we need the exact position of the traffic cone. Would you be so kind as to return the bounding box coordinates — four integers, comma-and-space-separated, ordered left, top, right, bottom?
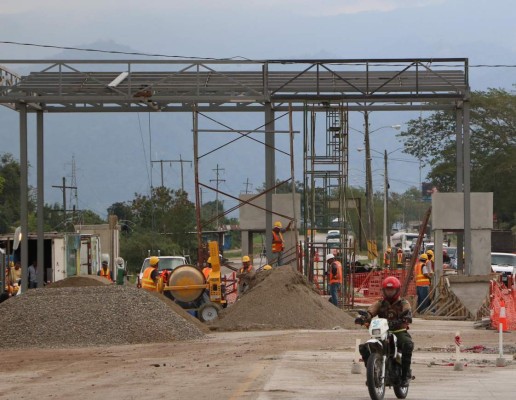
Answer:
499, 300, 509, 332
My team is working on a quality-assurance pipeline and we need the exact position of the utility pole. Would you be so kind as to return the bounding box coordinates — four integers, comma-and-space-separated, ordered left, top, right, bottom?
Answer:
242, 178, 253, 194
52, 177, 77, 226
151, 155, 192, 190
210, 164, 225, 227
364, 111, 376, 260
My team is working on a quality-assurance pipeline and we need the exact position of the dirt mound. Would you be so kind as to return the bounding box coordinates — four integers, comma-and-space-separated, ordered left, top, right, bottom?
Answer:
0, 286, 204, 349
210, 265, 357, 331
46, 275, 111, 287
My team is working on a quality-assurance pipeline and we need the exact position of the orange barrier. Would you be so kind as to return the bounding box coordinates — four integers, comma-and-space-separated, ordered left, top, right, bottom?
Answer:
349, 270, 416, 302
490, 280, 515, 331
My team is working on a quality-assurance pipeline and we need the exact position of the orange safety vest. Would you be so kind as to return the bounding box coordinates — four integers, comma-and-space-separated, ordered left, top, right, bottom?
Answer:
397, 252, 403, 265
99, 268, 112, 281
238, 264, 253, 283
329, 261, 343, 284
272, 230, 284, 253
414, 261, 430, 287
202, 267, 212, 280
141, 267, 158, 291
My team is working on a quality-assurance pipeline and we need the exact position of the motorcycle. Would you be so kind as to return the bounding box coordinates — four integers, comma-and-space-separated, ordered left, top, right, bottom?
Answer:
357, 310, 410, 400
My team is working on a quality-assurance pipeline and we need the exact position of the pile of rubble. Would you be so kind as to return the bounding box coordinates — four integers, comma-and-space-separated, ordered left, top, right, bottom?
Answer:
0, 284, 205, 349
211, 265, 357, 331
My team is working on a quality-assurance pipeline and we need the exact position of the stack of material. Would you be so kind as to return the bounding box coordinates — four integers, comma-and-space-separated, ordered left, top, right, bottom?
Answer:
210, 265, 357, 331
0, 285, 204, 349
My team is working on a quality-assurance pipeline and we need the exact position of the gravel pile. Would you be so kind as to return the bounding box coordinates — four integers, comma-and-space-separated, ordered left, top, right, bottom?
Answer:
46, 275, 111, 288
210, 265, 357, 331
0, 285, 204, 349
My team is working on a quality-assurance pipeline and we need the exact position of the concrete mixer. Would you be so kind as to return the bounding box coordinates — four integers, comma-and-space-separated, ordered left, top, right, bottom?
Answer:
162, 241, 227, 322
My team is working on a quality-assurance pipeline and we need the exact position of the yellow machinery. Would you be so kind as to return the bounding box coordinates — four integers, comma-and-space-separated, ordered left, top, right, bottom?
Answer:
161, 241, 226, 322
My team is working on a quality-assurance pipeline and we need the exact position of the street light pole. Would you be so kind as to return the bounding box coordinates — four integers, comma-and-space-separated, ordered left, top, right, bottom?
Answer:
383, 149, 389, 253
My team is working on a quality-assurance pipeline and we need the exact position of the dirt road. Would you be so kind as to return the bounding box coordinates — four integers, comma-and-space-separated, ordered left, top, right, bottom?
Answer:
0, 319, 513, 400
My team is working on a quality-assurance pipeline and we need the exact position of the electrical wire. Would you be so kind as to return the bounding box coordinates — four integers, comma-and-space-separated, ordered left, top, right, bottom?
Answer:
1, 40, 515, 68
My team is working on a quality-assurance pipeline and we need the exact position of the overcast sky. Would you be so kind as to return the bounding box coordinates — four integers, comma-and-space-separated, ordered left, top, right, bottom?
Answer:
1, 0, 515, 220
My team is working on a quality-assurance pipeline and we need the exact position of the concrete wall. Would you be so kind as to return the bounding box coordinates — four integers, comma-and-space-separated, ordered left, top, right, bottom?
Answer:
432, 192, 493, 275
239, 194, 300, 260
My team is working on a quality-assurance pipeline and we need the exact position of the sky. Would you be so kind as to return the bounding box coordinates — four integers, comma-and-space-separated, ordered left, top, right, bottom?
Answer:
1, 0, 515, 221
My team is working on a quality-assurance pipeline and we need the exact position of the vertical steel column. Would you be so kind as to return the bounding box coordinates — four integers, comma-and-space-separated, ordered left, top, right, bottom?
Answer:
463, 97, 471, 276
37, 111, 45, 287
364, 111, 375, 251
192, 106, 202, 265
455, 105, 464, 272
264, 102, 275, 263
19, 104, 29, 292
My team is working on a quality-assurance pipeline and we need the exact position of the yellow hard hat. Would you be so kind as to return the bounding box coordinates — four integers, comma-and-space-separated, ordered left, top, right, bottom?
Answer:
242, 255, 251, 262
426, 249, 434, 258
207, 257, 212, 264
274, 221, 282, 228
263, 264, 272, 270
149, 256, 159, 266
419, 253, 428, 261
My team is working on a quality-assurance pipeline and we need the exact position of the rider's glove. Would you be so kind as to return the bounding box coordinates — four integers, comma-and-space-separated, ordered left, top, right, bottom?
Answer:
354, 317, 365, 325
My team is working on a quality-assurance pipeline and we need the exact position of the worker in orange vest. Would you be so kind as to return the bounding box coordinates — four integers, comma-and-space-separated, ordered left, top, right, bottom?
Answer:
202, 257, 212, 280
414, 253, 433, 312
272, 220, 292, 266
396, 248, 404, 269
326, 253, 343, 307
237, 255, 255, 295
383, 247, 392, 269
98, 260, 113, 282
141, 256, 160, 292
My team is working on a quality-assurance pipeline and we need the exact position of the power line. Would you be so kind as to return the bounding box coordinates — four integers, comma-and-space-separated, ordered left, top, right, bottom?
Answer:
1, 40, 516, 68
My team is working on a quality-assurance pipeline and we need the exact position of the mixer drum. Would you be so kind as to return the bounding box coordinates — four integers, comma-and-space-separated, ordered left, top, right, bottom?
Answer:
167, 265, 206, 302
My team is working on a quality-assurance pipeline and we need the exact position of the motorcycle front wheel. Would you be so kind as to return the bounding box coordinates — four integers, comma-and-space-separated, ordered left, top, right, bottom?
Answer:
366, 352, 385, 400
393, 384, 409, 399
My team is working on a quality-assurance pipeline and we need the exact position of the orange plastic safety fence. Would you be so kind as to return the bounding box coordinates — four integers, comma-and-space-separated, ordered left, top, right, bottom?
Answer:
490, 280, 516, 331
350, 270, 416, 301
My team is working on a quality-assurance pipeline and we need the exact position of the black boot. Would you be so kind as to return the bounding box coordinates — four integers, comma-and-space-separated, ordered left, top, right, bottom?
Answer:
401, 361, 412, 386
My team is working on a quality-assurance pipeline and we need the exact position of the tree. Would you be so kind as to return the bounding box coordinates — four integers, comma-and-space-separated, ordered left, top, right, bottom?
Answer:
398, 88, 516, 228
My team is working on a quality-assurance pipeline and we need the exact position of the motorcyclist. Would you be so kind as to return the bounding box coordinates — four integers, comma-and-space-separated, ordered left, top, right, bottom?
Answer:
355, 276, 414, 386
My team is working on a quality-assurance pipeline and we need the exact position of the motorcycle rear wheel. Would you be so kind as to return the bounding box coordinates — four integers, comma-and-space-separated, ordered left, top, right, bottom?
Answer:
366, 352, 385, 400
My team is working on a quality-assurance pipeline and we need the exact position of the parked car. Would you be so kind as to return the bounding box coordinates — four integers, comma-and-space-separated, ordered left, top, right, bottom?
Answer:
138, 256, 188, 282
491, 252, 516, 287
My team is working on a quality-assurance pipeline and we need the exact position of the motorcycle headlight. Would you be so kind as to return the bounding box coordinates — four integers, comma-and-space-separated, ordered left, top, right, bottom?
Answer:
372, 328, 381, 336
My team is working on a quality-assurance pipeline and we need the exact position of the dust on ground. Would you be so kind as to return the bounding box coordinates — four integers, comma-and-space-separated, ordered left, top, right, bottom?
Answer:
210, 265, 358, 331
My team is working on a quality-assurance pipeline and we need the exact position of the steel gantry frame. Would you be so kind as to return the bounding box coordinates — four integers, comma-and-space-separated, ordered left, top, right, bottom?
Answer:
0, 58, 471, 293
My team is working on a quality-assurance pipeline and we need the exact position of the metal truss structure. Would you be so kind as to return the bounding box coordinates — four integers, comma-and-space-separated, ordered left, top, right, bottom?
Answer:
0, 58, 472, 293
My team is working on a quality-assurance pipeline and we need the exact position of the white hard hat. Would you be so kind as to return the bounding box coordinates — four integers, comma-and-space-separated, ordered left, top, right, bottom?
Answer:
326, 253, 335, 262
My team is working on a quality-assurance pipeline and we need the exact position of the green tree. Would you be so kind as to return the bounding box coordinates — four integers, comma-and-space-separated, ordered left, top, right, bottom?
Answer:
398, 88, 516, 228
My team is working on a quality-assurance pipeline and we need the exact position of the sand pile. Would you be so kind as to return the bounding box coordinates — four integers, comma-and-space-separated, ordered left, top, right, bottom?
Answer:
46, 275, 111, 287
0, 285, 205, 349
210, 265, 357, 331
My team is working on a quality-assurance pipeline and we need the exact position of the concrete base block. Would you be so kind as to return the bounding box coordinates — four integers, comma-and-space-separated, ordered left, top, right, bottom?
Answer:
495, 357, 507, 367
351, 362, 362, 374
453, 361, 464, 371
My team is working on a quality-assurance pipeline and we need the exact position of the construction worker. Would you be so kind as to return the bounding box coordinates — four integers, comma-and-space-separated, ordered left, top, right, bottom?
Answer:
272, 220, 292, 266
237, 255, 255, 295
426, 249, 435, 271
355, 276, 414, 387
414, 253, 432, 312
115, 257, 126, 285
326, 253, 342, 307
98, 261, 113, 282
396, 248, 404, 269
141, 256, 160, 292
202, 257, 212, 280
383, 247, 392, 269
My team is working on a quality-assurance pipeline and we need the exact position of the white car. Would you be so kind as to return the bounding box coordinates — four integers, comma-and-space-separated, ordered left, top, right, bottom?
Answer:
138, 256, 187, 281
491, 252, 516, 287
